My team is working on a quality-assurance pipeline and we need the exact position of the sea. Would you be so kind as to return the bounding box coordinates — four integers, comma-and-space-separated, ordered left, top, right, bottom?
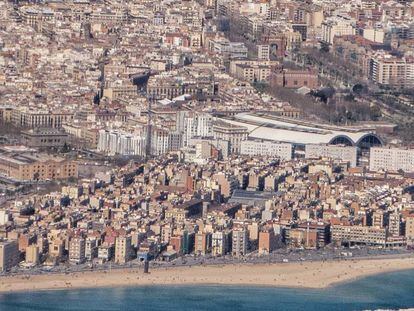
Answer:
1, 269, 414, 311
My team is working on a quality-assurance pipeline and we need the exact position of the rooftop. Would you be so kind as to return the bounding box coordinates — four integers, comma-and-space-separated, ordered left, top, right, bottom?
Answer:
218, 113, 383, 147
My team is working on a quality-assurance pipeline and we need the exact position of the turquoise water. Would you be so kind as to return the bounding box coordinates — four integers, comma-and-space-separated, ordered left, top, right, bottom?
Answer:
1, 269, 414, 311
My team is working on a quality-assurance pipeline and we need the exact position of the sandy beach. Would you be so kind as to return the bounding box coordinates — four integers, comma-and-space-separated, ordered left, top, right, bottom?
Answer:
1, 256, 414, 293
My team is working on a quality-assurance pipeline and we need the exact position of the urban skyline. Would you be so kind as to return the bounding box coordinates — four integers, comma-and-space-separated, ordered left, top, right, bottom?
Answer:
0, 0, 413, 308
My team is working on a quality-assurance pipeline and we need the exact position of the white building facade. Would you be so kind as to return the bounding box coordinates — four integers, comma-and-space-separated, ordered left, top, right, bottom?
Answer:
241, 140, 293, 160
369, 147, 414, 172
305, 144, 358, 167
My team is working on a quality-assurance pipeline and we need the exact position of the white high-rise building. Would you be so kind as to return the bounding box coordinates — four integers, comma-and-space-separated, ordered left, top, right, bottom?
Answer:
151, 127, 170, 156
0, 210, 10, 226
305, 144, 358, 167
321, 16, 355, 45
98, 126, 184, 157
257, 45, 270, 60
241, 140, 292, 160
196, 113, 213, 137
369, 147, 414, 173
232, 228, 248, 257
212, 231, 228, 256
183, 112, 213, 146
98, 129, 146, 156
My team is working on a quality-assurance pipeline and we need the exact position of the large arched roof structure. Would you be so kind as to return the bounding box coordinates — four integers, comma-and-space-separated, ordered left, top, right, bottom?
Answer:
356, 134, 383, 148
329, 135, 354, 146
217, 113, 383, 148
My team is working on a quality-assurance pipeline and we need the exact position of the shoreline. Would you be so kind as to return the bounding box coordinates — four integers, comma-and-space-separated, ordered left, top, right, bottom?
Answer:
1, 256, 414, 293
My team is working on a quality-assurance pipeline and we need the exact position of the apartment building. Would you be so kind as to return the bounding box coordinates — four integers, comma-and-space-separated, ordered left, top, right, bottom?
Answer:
48, 239, 65, 261
331, 225, 387, 245
194, 232, 212, 255
0, 240, 19, 271
0, 106, 14, 123
103, 84, 137, 100
115, 236, 133, 264
63, 122, 101, 148
98, 244, 114, 263
229, 60, 275, 83
369, 54, 414, 88
388, 213, 402, 236
69, 237, 86, 264
85, 238, 98, 261
183, 112, 213, 147
322, 16, 356, 45
0, 210, 10, 226
211, 231, 229, 256
296, 222, 331, 247
25, 245, 40, 265
288, 228, 319, 248
20, 7, 55, 27
214, 172, 239, 198
151, 127, 171, 156
369, 147, 414, 173
12, 108, 73, 129
232, 228, 248, 257
305, 144, 358, 167
213, 121, 248, 154
89, 8, 129, 23
147, 75, 216, 100
406, 216, 414, 244
208, 38, 248, 59
257, 45, 270, 60
241, 140, 293, 160
258, 227, 278, 255
97, 129, 146, 156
